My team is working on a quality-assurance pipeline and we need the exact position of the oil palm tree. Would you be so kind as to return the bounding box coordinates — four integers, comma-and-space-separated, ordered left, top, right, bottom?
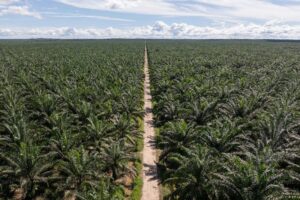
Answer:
185, 97, 221, 126
219, 89, 269, 120
153, 93, 179, 125
84, 115, 112, 150
111, 114, 141, 145
200, 119, 242, 154
158, 120, 200, 161
227, 148, 293, 200
164, 146, 236, 200
57, 146, 103, 199
0, 138, 54, 199
102, 139, 135, 180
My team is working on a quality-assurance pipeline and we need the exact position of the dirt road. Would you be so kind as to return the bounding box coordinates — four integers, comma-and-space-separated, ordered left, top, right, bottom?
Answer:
141, 45, 160, 200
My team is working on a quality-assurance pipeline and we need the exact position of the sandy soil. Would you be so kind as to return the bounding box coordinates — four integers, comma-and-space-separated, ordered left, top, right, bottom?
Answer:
141, 45, 160, 200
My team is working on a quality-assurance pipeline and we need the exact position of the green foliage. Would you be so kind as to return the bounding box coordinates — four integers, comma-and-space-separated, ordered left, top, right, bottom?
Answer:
0, 40, 144, 199
130, 160, 143, 200
130, 116, 144, 200
149, 40, 300, 199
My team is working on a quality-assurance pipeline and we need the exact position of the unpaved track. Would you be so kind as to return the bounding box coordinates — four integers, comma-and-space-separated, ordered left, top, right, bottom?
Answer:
141, 45, 160, 200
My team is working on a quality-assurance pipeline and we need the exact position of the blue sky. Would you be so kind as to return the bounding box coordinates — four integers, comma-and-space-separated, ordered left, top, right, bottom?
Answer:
1, 0, 300, 38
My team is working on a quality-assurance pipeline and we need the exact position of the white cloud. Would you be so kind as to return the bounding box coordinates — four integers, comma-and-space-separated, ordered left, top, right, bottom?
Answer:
199, 0, 300, 22
1, 20, 300, 39
0, 5, 42, 18
0, 0, 20, 5
49, 14, 133, 22
0, 0, 42, 19
55, 0, 218, 18
55, 0, 300, 23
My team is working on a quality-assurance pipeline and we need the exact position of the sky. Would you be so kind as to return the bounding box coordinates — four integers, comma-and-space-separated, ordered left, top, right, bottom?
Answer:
1, 0, 300, 39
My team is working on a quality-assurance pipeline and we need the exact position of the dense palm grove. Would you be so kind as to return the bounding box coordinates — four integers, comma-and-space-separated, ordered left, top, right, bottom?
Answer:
148, 40, 300, 199
0, 40, 144, 199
